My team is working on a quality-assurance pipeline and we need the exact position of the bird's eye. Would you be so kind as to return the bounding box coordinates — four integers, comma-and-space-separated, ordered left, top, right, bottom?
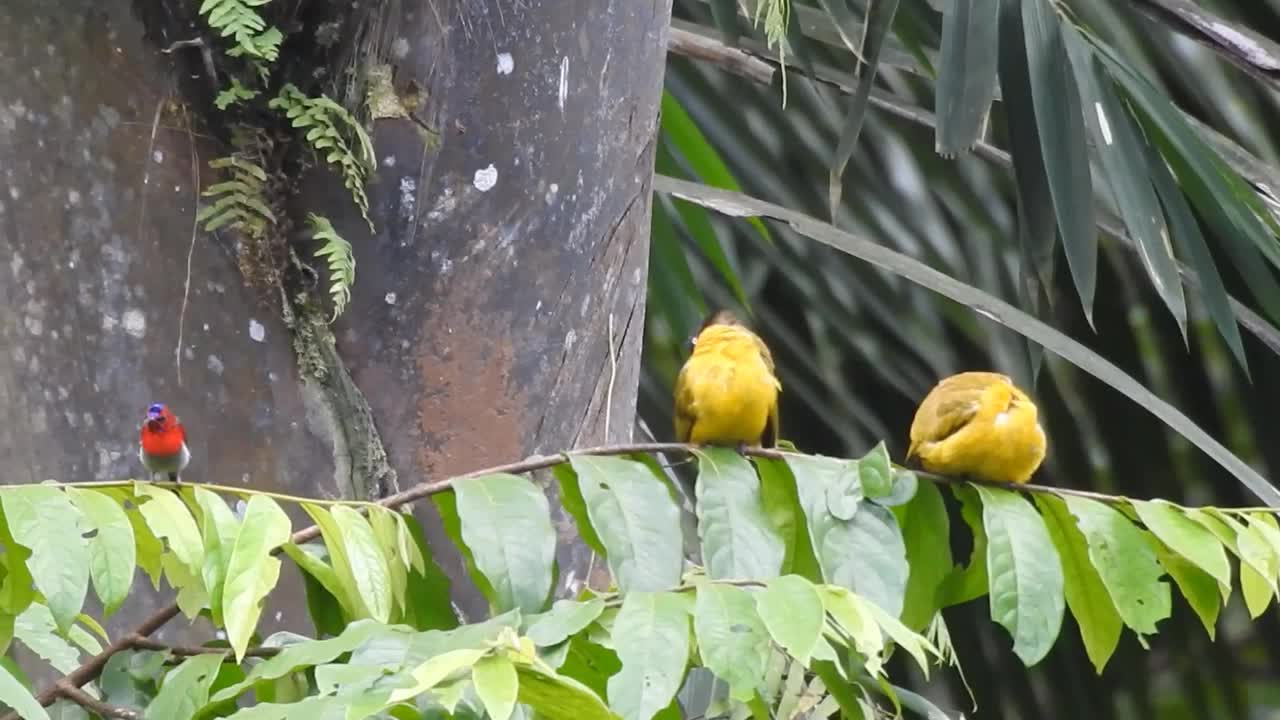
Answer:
148, 403, 163, 414
685, 334, 697, 352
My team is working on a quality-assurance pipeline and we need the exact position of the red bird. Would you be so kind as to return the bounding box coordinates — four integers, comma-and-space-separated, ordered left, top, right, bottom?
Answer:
138, 403, 189, 482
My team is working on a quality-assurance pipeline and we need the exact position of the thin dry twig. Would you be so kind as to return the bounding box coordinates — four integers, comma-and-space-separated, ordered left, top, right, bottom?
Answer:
56, 680, 140, 719
176, 104, 200, 386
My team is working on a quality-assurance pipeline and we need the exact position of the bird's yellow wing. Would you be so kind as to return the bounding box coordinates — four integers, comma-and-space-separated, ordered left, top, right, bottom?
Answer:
673, 363, 697, 443
907, 373, 1013, 459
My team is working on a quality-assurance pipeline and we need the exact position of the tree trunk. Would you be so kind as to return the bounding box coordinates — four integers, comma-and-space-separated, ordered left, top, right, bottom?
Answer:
0, 0, 668, 674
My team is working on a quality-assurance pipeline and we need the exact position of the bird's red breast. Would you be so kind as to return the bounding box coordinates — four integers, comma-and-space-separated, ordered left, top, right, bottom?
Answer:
140, 409, 186, 457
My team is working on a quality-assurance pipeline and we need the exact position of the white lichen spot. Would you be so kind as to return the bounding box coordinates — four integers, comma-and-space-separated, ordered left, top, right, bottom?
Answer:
545, 183, 559, 204
207, 355, 225, 375
8, 186, 19, 201
399, 176, 417, 220
24, 316, 42, 336
274, 611, 283, 622
496, 52, 514, 75
202, 323, 209, 331
1094, 102, 1113, 146
535, 300, 543, 311
152, 149, 164, 163
66, 189, 80, 206
558, 56, 569, 111
268, 371, 278, 382
384, 292, 397, 305
383, 155, 397, 168
248, 319, 266, 342
122, 308, 147, 338
473, 164, 498, 192
564, 328, 577, 352
391, 37, 410, 60
632, 267, 642, 285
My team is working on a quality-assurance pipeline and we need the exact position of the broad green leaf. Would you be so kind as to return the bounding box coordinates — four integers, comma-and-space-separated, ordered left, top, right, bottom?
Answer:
1035, 495, 1121, 673
859, 593, 938, 675
654, 174, 1280, 507
554, 464, 607, 557
473, 655, 518, 720
1017, 0, 1097, 321
696, 449, 785, 580
938, 485, 987, 607
649, 195, 706, 349
455, 473, 557, 614
0, 661, 47, 720
568, 457, 682, 592
607, 592, 690, 720
144, 652, 226, 720
693, 583, 770, 701
0, 507, 34, 617
1, 486, 89, 630
298, 561, 346, 638
754, 458, 821, 581
66, 488, 134, 617
558, 634, 622, 702
1132, 500, 1231, 593
755, 575, 823, 666
786, 454, 908, 617
194, 487, 240, 627
136, 485, 205, 594
100, 648, 167, 710
331, 506, 393, 623
302, 503, 370, 619
1064, 496, 1170, 639
14, 603, 81, 674
517, 659, 620, 720
98, 488, 162, 589
896, 481, 951, 631
369, 507, 409, 617
399, 517, 459, 631
976, 486, 1064, 666
812, 660, 866, 720
828, 0, 900, 218
935, 0, 1000, 155
212, 620, 388, 702
817, 586, 884, 672
1210, 510, 1277, 596
857, 442, 893, 498
1065, 30, 1185, 336
526, 598, 606, 647
1153, 544, 1220, 639
282, 542, 357, 620
223, 495, 292, 661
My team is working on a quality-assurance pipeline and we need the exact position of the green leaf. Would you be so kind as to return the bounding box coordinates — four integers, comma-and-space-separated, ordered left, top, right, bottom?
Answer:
298, 561, 346, 638
1152, 543, 1220, 639
1034, 495, 1121, 673
1065, 30, 1184, 336
212, 620, 389, 702
975, 486, 1064, 666
857, 442, 893, 498
527, 598, 606, 647
144, 652, 226, 720
14, 604, 81, 674
1063, 496, 1170, 639
1, 486, 89, 630
399, 517, 459, 631
65, 488, 134, 618
828, 0, 901, 218
554, 464, 607, 557
302, 504, 370, 619
1016, 0, 1097, 322
693, 583, 770, 701
938, 485, 987, 607
473, 655, 519, 720
935, 0, 999, 155
432, 491, 498, 609
567, 457, 683, 592
331, 505, 394, 623
0, 661, 47, 720
282, 542, 357, 620
194, 487, 240, 627
755, 575, 823, 666
817, 586, 885, 671
896, 481, 951, 632
696, 449, 785, 580
517, 659, 620, 720
0, 507, 34, 617
222, 495, 292, 661
455, 473, 557, 614
607, 592, 690, 720
368, 507, 409, 618
1132, 500, 1231, 593
755, 458, 822, 581
786, 455, 907, 617
135, 485, 205, 597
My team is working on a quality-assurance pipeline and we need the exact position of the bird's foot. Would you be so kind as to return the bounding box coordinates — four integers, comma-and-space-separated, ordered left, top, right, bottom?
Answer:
734, 441, 750, 456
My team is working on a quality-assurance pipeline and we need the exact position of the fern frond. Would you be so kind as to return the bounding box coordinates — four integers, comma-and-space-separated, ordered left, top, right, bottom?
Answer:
196, 155, 275, 236
214, 78, 260, 110
306, 213, 356, 321
271, 85, 376, 232
198, 0, 280, 60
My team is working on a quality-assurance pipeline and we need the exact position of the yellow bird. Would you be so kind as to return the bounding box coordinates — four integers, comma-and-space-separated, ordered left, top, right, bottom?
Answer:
673, 310, 781, 449
905, 371, 1046, 484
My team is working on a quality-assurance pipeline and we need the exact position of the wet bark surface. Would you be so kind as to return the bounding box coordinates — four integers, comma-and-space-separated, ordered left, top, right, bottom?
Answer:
0, 0, 669, 679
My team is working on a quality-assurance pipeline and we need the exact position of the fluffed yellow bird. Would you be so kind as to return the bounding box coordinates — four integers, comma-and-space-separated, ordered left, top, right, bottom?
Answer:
905, 371, 1046, 484
673, 310, 781, 449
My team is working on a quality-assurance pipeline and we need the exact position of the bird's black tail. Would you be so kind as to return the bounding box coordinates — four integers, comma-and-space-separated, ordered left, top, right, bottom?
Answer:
169, 472, 180, 482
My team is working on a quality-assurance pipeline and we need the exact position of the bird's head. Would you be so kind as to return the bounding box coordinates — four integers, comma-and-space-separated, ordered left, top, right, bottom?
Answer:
686, 308, 746, 352
143, 403, 170, 433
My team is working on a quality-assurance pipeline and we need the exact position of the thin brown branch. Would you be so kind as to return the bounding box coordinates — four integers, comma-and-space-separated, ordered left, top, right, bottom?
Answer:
128, 636, 280, 658
11, 441, 1267, 716
55, 679, 140, 719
